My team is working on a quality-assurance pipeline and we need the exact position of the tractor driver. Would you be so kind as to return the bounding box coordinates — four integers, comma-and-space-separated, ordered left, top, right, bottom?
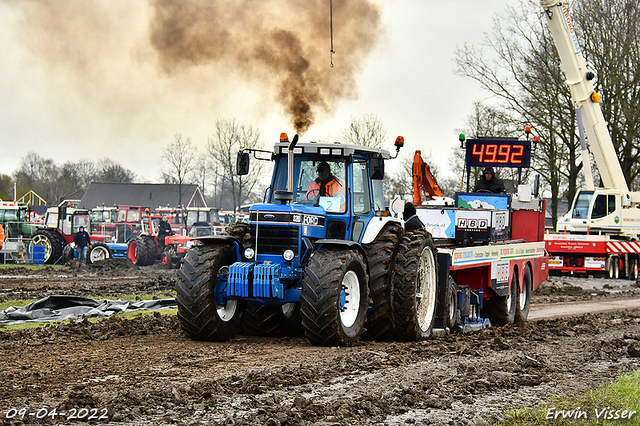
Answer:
306, 161, 345, 206
158, 216, 173, 250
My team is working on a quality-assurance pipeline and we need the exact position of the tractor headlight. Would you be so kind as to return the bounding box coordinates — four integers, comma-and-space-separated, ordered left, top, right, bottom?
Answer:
244, 247, 255, 260
282, 249, 295, 261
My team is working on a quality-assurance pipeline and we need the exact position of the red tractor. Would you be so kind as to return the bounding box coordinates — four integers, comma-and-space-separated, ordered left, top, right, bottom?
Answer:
30, 206, 112, 264
127, 215, 206, 268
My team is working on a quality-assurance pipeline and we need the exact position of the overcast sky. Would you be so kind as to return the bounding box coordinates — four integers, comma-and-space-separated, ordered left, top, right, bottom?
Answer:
0, 0, 528, 185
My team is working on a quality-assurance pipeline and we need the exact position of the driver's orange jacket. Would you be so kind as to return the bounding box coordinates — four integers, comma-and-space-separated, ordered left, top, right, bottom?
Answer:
306, 178, 344, 200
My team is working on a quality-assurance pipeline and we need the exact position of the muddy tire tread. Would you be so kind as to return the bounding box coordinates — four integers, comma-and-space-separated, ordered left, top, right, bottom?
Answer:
300, 249, 368, 346
362, 222, 403, 341
176, 244, 241, 341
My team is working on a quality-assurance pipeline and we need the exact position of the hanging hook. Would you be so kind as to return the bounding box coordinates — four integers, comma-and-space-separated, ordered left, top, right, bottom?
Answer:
330, 0, 335, 67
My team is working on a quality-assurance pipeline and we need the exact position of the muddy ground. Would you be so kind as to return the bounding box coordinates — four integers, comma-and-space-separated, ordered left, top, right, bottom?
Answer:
1, 261, 640, 425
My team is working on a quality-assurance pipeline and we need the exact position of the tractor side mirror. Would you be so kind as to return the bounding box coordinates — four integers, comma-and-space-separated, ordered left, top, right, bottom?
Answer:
237, 152, 250, 176
369, 156, 385, 180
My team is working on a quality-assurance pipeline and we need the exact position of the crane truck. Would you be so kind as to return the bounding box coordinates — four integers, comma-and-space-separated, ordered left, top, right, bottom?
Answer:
174, 127, 548, 346
540, 1, 640, 279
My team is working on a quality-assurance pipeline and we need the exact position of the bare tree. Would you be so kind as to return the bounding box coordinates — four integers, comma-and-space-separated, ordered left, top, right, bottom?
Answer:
206, 118, 268, 211
160, 133, 198, 209
575, 0, 640, 188
95, 158, 136, 184
455, 0, 640, 224
339, 114, 388, 148
13, 152, 60, 203
454, 2, 580, 225
0, 174, 13, 201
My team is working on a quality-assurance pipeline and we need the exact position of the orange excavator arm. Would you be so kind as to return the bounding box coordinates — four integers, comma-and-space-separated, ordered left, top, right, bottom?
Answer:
413, 150, 444, 206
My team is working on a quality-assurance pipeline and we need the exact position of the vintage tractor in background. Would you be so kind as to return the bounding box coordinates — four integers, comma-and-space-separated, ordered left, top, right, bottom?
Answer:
175, 133, 442, 346
126, 215, 213, 269
30, 205, 113, 264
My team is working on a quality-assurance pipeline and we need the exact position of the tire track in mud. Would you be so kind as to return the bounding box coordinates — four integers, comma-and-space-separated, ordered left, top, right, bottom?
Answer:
1, 266, 640, 425
1, 307, 639, 425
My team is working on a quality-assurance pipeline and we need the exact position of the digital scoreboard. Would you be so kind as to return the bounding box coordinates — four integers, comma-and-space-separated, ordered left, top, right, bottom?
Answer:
465, 139, 531, 168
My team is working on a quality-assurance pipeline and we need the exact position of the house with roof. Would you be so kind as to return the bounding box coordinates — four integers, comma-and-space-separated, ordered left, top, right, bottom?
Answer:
79, 183, 207, 212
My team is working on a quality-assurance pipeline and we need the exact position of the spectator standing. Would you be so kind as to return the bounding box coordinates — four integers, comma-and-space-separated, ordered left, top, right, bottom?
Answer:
74, 226, 91, 263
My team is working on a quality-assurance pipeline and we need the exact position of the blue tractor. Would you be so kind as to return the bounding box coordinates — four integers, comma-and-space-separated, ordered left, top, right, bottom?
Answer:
175, 134, 440, 346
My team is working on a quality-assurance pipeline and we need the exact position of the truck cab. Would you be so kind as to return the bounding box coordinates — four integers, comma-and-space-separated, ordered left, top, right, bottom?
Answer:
568, 189, 640, 238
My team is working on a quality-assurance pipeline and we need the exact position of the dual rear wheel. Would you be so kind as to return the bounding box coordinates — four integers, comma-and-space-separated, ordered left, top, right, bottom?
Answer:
483, 266, 532, 326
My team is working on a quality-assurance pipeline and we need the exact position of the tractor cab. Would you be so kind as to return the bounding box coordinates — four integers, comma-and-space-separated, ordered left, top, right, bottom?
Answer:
238, 134, 401, 268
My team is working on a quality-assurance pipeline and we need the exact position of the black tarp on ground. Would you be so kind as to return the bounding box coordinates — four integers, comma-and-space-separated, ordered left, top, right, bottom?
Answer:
0, 295, 176, 325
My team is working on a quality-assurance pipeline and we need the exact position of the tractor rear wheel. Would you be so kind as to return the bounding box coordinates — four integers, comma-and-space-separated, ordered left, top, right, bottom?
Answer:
31, 230, 66, 264
126, 239, 138, 264
392, 229, 439, 341
176, 244, 243, 341
300, 249, 369, 346
484, 269, 518, 326
88, 242, 112, 264
362, 222, 403, 341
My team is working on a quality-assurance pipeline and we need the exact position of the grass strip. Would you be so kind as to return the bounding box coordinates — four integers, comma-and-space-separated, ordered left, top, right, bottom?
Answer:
498, 369, 640, 425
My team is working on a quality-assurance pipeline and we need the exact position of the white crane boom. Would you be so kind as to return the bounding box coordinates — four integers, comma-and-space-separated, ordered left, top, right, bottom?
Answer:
540, 1, 628, 192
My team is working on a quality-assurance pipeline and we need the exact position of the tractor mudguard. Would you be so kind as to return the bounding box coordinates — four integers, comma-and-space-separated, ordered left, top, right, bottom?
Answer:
314, 239, 366, 260
196, 235, 244, 261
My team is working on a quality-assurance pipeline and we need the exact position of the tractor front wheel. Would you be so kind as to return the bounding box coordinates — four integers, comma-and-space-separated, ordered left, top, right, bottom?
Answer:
61, 244, 75, 263
129, 236, 149, 266
300, 249, 369, 346
175, 244, 243, 341
88, 242, 112, 264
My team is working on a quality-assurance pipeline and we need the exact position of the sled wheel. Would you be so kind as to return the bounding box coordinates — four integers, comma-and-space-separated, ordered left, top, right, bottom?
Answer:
362, 222, 403, 341
88, 242, 112, 264
484, 268, 518, 326
176, 244, 243, 341
393, 229, 439, 341
300, 249, 369, 346
515, 266, 532, 323
444, 275, 459, 329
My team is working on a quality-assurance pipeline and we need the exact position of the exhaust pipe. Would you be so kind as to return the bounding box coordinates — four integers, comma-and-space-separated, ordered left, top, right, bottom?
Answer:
287, 134, 299, 193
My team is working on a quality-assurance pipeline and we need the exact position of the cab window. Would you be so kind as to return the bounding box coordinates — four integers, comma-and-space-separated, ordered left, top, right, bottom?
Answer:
353, 161, 371, 216
591, 194, 607, 219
